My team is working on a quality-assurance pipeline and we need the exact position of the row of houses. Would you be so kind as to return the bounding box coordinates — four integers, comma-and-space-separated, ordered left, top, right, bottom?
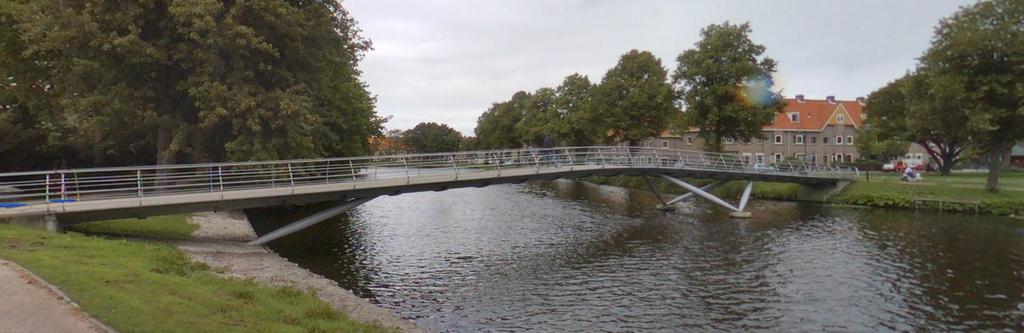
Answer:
645, 95, 930, 166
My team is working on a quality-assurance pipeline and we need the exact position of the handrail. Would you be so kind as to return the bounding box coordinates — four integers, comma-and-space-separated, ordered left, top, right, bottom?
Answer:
0, 146, 857, 210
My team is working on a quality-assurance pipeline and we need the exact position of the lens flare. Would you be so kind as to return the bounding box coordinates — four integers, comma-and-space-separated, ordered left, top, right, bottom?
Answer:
738, 76, 778, 107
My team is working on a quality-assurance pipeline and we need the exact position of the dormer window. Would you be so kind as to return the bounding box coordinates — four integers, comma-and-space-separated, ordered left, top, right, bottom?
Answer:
788, 112, 799, 123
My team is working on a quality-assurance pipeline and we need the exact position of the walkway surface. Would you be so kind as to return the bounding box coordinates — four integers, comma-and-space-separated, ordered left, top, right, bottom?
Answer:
0, 260, 112, 333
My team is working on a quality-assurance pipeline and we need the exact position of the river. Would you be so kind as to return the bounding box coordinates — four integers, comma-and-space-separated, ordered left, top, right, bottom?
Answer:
247, 180, 1024, 332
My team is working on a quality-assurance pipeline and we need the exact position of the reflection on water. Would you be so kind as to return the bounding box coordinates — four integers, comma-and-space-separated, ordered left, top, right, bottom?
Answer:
247, 180, 1024, 332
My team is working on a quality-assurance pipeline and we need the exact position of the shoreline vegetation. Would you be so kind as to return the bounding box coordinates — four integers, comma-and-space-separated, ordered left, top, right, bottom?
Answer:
583, 171, 1024, 216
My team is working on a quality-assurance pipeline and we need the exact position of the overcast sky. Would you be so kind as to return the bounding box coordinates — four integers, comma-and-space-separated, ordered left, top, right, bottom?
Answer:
345, 0, 975, 135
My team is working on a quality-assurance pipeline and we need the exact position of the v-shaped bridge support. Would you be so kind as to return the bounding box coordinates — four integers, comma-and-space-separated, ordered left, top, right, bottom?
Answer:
654, 175, 755, 218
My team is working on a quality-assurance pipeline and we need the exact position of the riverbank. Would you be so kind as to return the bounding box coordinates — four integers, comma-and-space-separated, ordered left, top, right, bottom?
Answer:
584, 171, 1024, 216
1, 212, 423, 332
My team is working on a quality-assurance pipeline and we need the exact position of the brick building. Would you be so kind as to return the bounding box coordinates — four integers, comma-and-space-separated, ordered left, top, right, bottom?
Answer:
647, 95, 921, 166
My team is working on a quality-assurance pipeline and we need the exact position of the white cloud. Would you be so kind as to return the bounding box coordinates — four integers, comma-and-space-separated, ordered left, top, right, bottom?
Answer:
345, 0, 973, 135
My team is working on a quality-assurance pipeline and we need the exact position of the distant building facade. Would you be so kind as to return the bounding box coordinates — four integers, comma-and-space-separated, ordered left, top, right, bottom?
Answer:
648, 95, 931, 166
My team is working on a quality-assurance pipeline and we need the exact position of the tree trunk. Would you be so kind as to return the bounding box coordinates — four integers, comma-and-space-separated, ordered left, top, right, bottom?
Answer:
939, 154, 955, 175
986, 147, 1003, 193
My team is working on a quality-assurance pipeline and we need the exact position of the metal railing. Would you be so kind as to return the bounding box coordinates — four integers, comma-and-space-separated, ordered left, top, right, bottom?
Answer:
0, 146, 857, 210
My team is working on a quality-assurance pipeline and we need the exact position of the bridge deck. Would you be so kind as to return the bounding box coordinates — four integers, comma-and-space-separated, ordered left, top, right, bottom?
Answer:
0, 147, 856, 223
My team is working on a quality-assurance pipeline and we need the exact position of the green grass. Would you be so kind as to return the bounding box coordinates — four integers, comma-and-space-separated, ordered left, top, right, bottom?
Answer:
0, 224, 393, 333
834, 171, 1024, 215
67, 214, 198, 239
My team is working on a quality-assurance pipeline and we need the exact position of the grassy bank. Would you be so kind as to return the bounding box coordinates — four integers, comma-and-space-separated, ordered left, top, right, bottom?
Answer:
68, 214, 197, 239
583, 171, 1024, 216
0, 224, 391, 333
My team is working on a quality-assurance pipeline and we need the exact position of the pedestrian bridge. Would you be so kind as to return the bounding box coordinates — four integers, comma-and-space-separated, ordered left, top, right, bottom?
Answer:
0, 146, 857, 245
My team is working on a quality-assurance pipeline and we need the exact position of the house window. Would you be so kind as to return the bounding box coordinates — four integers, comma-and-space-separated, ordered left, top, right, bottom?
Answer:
810, 136, 817, 144
661, 140, 668, 148
723, 137, 735, 144
755, 153, 764, 164
795, 135, 804, 145
811, 154, 818, 164
837, 115, 846, 123
757, 138, 765, 144
846, 154, 854, 162
686, 136, 693, 145
774, 153, 783, 162
835, 136, 843, 145
774, 135, 783, 144
796, 153, 806, 161
742, 153, 752, 164
789, 112, 800, 123
846, 136, 854, 145
823, 137, 830, 144
834, 153, 843, 162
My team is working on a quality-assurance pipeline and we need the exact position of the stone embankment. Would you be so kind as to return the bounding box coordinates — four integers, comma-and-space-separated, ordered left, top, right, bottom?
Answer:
180, 211, 426, 333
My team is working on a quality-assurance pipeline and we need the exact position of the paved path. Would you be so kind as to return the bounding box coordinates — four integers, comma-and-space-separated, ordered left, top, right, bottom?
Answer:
0, 260, 112, 333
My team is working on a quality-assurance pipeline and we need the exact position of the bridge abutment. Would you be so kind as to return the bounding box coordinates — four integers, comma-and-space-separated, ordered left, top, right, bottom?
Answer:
796, 180, 852, 202
1, 214, 62, 233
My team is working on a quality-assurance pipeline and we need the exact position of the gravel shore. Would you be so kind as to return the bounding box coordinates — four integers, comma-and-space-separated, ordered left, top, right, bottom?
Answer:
180, 211, 427, 332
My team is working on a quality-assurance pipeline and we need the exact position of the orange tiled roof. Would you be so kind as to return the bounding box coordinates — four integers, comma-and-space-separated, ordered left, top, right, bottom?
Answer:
666, 97, 864, 136
766, 97, 864, 131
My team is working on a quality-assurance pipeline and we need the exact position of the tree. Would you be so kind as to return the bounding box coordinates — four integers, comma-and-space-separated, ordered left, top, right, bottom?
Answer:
6, 0, 382, 167
672, 22, 783, 152
0, 1, 71, 171
853, 125, 909, 171
552, 74, 601, 146
401, 122, 463, 153
866, 72, 970, 175
515, 88, 558, 147
475, 91, 531, 149
592, 50, 675, 146
919, 0, 1024, 192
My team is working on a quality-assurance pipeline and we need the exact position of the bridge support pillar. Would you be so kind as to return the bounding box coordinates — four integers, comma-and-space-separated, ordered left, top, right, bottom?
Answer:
1, 214, 62, 232
248, 197, 375, 246
659, 176, 755, 218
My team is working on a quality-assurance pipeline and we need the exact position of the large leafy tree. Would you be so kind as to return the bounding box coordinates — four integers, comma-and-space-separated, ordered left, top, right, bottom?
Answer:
515, 88, 558, 147
592, 50, 675, 146
475, 91, 531, 149
672, 22, 782, 152
0, 1, 72, 171
919, 0, 1024, 192
401, 122, 463, 153
866, 72, 971, 175
552, 74, 600, 146
6, 0, 382, 167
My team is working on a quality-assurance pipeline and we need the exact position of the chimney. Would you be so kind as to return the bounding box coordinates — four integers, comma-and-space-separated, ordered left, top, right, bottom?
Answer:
826, 95, 836, 104
856, 97, 867, 106
795, 94, 805, 103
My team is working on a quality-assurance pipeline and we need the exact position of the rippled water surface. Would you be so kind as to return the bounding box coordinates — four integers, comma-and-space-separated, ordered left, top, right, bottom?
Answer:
248, 180, 1024, 332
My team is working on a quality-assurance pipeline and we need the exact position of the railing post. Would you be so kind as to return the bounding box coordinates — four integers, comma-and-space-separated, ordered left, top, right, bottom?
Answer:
287, 163, 295, 186
404, 158, 410, 184
216, 166, 224, 191
59, 173, 66, 201
271, 163, 277, 188
325, 161, 331, 184
450, 155, 459, 180
494, 153, 502, 176
349, 160, 357, 189
73, 172, 80, 201
137, 170, 143, 198
566, 148, 575, 170
44, 174, 50, 203
530, 150, 540, 173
